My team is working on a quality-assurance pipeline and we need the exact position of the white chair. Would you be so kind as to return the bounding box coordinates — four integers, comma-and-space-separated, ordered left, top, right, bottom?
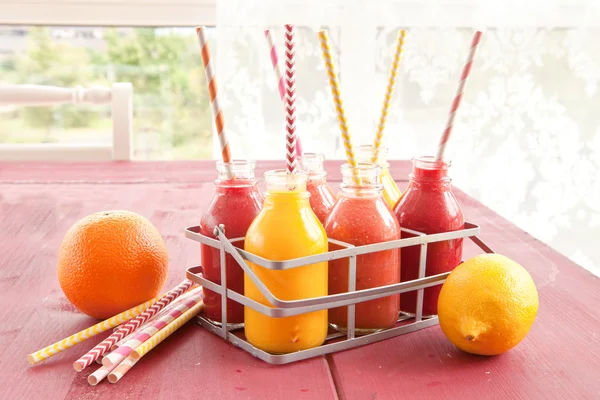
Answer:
0, 83, 133, 161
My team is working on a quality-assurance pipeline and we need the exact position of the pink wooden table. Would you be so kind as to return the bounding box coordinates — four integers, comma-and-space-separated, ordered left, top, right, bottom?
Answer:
1, 161, 599, 399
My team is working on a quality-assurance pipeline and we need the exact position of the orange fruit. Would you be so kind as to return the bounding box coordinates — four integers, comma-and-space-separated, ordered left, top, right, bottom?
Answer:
57, 211, 168, 319
437, 254, 538, 356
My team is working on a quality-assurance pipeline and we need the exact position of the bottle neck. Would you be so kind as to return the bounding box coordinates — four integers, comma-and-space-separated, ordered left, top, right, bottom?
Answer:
298, 153, 327, 181
263, 169, 310, 205
339, 162, 383, 198
409, 156, 452, 190
215, 159, 257, 183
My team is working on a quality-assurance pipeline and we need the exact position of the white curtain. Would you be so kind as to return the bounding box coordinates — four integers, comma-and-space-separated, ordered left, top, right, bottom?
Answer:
215, 0, 600, 276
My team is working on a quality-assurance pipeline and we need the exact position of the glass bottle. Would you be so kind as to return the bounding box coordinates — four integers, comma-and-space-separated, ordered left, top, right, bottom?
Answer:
298, 153, 336, 225
244, 170, 328, 353
325, 163, 401, 333
355, 145, 402, 209
199, 160, 263, 328
393, 156, 464, 316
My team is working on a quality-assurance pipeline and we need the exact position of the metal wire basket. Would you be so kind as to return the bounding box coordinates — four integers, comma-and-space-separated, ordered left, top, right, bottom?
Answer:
185, 222, 494, 364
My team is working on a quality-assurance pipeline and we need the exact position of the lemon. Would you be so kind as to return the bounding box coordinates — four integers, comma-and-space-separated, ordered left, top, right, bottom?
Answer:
438, 254, 538, 356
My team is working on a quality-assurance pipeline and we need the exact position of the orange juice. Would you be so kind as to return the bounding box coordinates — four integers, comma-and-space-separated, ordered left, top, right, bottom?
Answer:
244, 170, 328, 353
355, 145, 401, 208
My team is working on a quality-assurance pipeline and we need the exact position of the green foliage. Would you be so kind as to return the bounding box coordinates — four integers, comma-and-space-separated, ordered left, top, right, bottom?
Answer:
15, 27, 100, 137
94, 28, 213, 159
5, 26, 212, 156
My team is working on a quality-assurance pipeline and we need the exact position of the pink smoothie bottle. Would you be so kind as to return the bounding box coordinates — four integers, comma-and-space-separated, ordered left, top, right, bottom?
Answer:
199, 160, 263, 328
393, 156, 464, 316
298, 153, 336, 225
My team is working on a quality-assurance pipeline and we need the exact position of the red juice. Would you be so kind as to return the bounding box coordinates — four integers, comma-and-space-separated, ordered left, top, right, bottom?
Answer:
325, 163, 401, 333
199, 161, 263, 327
394, 157, 464, 316
299, 153, 335, 225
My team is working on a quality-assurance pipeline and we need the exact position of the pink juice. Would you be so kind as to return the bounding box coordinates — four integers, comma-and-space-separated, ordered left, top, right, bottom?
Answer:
393, 157, 464, 316
299, 153, 336, 225
199, 161, 263, 326
306, 179, 335, 225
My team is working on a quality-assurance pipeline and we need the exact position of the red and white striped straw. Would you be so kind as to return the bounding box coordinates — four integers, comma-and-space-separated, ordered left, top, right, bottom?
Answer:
284, 24, 298, 174
196, 26, 233, 179
73, 279, 193, 372
264, 29, 303, 157
435, 31, 483, 161
103, 288, 203, 368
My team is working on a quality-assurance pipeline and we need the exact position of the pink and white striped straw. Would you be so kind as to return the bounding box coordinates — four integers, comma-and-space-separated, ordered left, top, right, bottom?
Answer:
435, 31, 483, 161
73, 279, 194, 372
284, 24, 298, 174
264, 29, 303, 157
102, 288, 203, 367
109, 285, 198, 351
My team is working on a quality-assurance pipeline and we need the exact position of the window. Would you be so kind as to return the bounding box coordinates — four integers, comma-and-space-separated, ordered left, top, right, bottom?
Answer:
0, 25, 216, 160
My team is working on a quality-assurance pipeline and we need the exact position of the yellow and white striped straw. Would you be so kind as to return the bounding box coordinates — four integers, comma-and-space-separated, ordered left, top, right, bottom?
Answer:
373, 30, 407, 163
27, 297, 159, 365
318, 30, 360, 184
107, 301, 203, 384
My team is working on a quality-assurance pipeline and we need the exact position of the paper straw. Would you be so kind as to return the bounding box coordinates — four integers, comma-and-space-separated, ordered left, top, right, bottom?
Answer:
107, 354, 138, 384
73, 279, 193, 372
284, 24, 298, 174
108, 301, 204, 384
88, 364, 115, 386
318, 30, 360, 183
109, 285, 198, 351
373, 29, 407, 163
196, 26, 233, 179
264, 29, 303, 156
435, 30, 483, 161
102, 288, 203, 367
27, 297, 158, 365
131, 301, 204, 360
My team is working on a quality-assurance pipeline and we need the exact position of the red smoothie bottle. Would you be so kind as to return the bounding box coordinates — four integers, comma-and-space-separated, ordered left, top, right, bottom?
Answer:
394, 156, 464, 316
326, 163, 401, 333
199, 160, 263, 327
298, 153, 336, 225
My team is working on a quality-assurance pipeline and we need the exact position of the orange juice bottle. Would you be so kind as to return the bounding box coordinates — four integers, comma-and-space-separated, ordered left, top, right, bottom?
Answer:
244, 170, 328, 353
355, 145, 401, 208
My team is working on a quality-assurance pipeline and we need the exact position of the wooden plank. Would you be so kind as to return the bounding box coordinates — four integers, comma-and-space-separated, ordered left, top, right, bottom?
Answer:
327, 188, 600, 400
0, 160, 411, 185
0, 175, 338, 399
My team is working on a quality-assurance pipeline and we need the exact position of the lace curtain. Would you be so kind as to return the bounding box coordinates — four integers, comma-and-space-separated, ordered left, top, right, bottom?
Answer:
215, 0, 600, 276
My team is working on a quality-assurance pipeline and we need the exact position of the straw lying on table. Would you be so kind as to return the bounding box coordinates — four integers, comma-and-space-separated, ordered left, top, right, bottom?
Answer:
373, 29, 407, 163
284, 24, 298, 174
108, 301, 205, 384
27, 297, 158, 365
264, 29, 303, 157
73, 279, 194, 372
110, 285, 198, 351
196, 26, 233, 179
435, 30, 483, 161
102, 288, 203, 367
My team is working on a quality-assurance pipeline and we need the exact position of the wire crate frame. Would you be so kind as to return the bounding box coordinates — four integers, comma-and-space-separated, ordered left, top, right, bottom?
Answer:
185, 222, 494, 364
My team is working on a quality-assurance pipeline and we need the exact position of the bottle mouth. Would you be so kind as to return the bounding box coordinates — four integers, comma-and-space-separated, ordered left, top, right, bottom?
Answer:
264, 169, 308, 193
412, 156, 450, 169
216, 159, 257, 186
354, 144, 389, 166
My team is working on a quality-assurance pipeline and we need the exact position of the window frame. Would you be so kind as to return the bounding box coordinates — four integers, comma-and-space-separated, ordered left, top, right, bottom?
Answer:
0, 0, 216, 26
